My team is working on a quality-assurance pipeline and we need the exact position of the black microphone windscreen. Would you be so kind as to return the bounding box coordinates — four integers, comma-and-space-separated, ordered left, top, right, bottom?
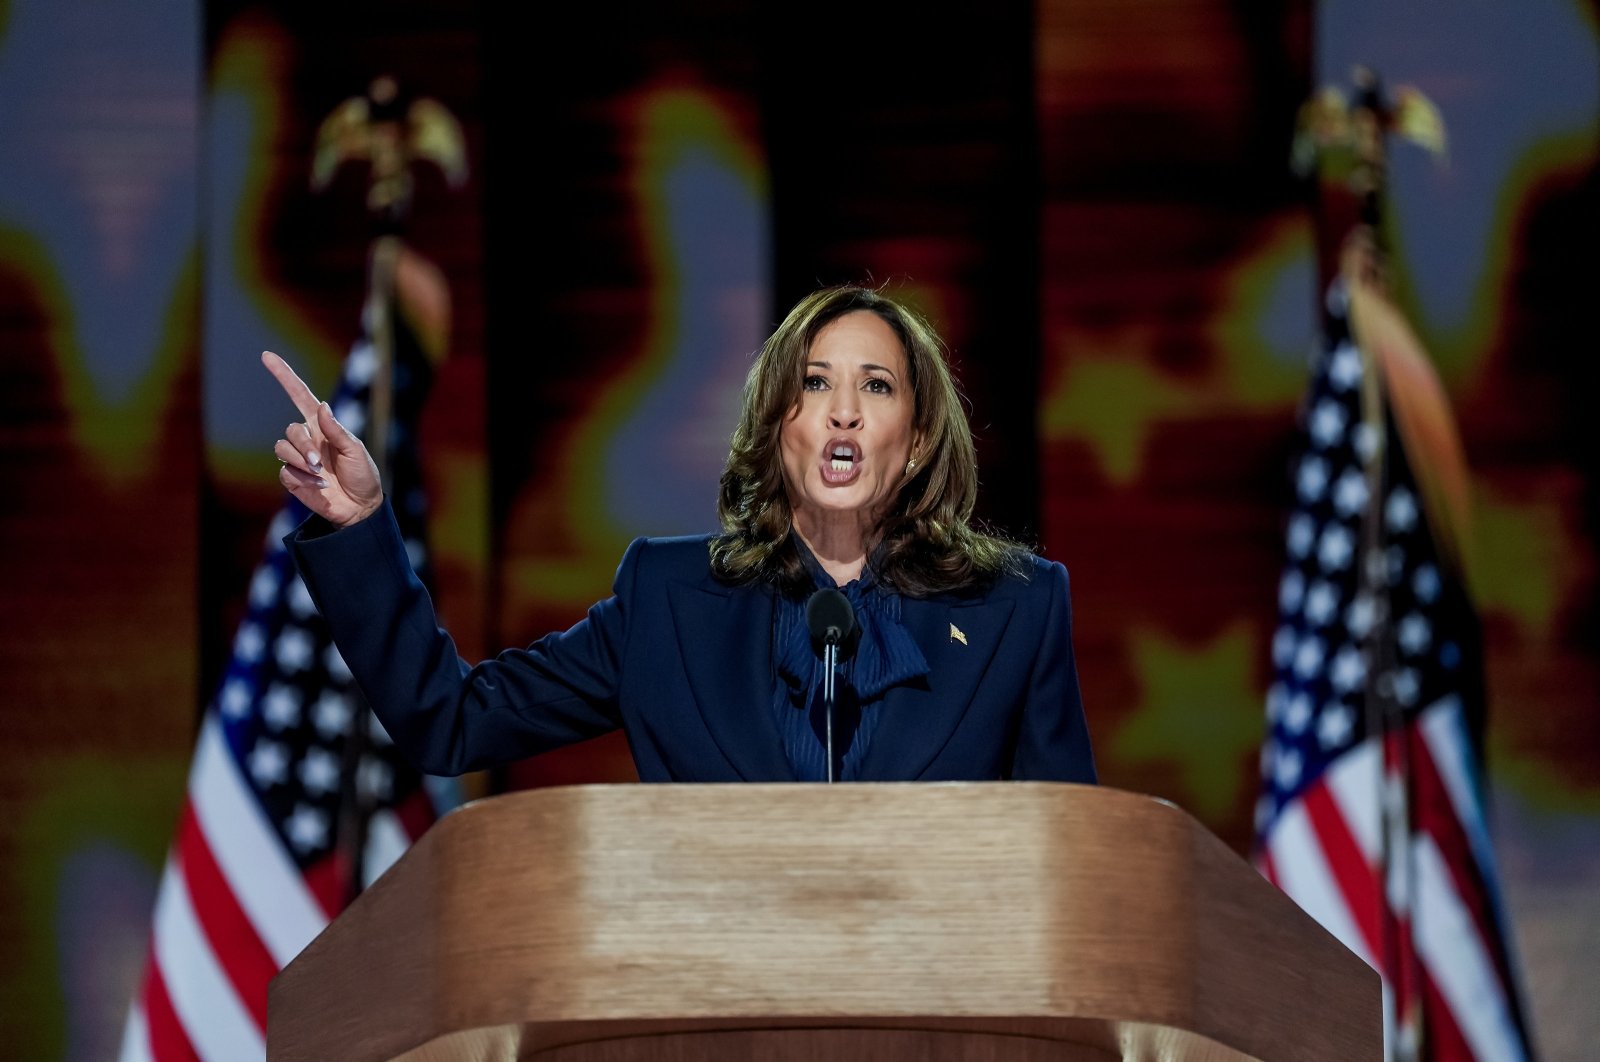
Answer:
805, 588, 858, 659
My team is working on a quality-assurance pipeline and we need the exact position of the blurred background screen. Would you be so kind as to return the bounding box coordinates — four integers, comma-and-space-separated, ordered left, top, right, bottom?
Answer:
0, 1, 1594, 1058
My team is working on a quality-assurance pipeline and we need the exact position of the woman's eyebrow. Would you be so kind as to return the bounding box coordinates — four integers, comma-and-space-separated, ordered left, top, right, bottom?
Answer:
805, 359, 899, 380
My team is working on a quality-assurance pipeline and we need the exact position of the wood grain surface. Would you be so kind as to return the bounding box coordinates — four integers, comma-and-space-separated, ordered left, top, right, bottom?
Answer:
268, 783, 1379, 1061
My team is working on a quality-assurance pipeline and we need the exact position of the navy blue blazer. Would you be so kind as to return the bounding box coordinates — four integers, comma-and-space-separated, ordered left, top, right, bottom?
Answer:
288, 500, 1096, 784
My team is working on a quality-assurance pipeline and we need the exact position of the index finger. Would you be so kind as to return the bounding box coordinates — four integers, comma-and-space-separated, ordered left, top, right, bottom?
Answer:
262, 351, 322, 422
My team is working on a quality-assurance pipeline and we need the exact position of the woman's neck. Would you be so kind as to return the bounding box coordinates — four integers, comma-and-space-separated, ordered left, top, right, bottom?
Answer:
791, 510, 875, 586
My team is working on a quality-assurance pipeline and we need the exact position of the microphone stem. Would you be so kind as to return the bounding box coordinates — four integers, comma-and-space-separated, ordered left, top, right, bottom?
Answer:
824, 641, 837, 784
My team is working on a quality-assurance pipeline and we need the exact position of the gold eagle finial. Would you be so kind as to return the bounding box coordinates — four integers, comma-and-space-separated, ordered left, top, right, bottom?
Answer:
312, 75, 468, 222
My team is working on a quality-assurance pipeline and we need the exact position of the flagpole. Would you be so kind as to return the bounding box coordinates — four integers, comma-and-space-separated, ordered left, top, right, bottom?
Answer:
316, 74, 412, 907
333, 235, 401, 906
1344, 202, 1426, 1062
367, 236, 399, 491
1346, 246, 1425, 1062
1344, 68, 1429, 1062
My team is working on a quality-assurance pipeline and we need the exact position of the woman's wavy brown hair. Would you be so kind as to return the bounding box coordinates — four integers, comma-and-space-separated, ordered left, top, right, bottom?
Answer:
710, 285, 1026, 597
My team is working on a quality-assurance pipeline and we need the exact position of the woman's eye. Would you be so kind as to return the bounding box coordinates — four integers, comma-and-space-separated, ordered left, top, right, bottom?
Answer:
802, 375, 828, 391
864, 377, 893, 395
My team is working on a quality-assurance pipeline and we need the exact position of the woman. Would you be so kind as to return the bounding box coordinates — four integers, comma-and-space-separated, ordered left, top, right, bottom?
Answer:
268, 285, 1095, 783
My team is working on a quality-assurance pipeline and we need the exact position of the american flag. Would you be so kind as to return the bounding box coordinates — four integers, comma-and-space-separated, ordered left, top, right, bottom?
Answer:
1253, 279, 1536, 1061
120, 296, 448, 1061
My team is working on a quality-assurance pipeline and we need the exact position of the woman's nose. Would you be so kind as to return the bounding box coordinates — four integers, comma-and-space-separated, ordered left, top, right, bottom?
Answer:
827, 395, 862, 430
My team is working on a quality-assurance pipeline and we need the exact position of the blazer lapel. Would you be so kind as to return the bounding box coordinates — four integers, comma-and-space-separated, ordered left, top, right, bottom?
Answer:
858, 593, 1015, 780
667, 579, 795, 781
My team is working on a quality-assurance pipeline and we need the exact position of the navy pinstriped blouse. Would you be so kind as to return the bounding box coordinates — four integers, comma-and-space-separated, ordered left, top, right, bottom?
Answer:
770, 541, 931, 780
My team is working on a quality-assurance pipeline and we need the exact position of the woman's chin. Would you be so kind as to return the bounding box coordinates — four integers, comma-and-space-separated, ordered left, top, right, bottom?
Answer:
797, 491, 889, 525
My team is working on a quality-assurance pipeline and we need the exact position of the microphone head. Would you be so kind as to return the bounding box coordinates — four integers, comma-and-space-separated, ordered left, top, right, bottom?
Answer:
805, 588, 859, 660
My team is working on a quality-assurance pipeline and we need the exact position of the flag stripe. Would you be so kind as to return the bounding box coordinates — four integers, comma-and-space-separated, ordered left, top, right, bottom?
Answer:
395, 785, 436, 842
191, 717, 327, 963
1412, 836, 1527, 1062
1303, 780, 1383, 962
151, 859, 265, 1061
1420, 966, 1476, 1062
1388, 911, 1422, 1045
137, 963, 198, 1062
117, 1001, 155, 1062
1255, 846, 1280, 888
302, 850, 351, 917
175, 804, 275, 1032
362, 808, 410, 888
1418, 698, 1492, 864
1416, 700, 1511, 935
1417, 699, 1535, 1045
1323, 737, 1382, 861
1379, 982, 1397, 1062
1408, 721, 1514, 989
1381, 747, 1413, 921
1266, 801, 1376, 968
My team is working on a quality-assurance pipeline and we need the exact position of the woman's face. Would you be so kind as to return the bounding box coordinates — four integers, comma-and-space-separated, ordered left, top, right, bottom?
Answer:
779, 310, 919, 536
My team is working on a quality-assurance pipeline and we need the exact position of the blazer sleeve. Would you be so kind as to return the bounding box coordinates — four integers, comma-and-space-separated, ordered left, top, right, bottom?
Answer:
287, 498, 636, 776
1009, 561, 1098, 783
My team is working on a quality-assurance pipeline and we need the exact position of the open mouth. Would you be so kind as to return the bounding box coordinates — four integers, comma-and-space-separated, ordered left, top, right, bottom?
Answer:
821, 439, 861, 484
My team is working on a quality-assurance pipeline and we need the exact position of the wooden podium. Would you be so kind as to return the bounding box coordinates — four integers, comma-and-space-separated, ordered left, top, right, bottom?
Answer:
268, 783, 1379, 1061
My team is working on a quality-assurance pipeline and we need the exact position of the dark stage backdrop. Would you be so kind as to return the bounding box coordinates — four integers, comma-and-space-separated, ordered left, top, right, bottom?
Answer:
0, 1, 1594, 1058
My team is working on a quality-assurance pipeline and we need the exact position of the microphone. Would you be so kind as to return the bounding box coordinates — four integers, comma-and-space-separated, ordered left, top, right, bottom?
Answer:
806, 589, 859, 784
805, 588, 859, 658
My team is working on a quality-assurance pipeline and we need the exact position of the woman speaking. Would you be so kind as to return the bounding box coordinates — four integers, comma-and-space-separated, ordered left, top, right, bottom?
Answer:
266, 285, 1095, 784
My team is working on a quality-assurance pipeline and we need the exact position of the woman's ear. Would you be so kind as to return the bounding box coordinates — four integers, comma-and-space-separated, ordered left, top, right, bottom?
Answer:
904, 433, 925, 478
